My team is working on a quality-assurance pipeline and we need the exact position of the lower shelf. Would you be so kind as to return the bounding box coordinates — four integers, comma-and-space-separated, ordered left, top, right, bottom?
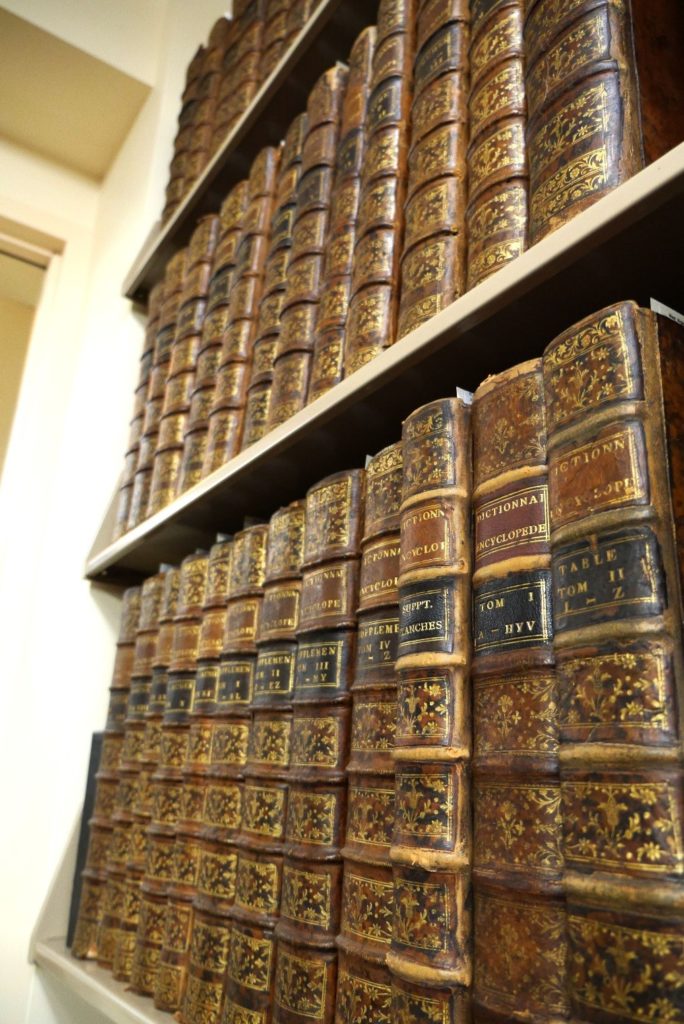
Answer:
34, 938, 171, 1024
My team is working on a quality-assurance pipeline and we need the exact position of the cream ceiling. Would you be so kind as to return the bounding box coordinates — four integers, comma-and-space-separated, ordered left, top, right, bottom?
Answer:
0, 7, 150, 180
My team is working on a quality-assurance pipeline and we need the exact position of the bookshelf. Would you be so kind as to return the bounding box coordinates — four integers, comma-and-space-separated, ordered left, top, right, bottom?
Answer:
89, 141, 684, 582
32, 2, 684, 1022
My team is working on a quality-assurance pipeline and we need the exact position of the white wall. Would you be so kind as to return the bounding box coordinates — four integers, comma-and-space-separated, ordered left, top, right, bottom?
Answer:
0, 1, 230, 1021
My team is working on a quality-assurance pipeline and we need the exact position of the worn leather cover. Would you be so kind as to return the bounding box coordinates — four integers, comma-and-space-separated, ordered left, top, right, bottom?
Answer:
542, 301, 684, 1024
525, 0, 684, 243
390, 396, 472, 1017
344, 6, 415, 376
470, 360, 568, 1023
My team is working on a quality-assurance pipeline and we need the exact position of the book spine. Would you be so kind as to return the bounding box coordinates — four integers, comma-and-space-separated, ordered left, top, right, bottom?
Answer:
242, 113, 308, 448
212, 5, 264, 156
389, 395, 473, 1020
336, 442, 403, 1022
308, 26, 376, 402
543, 301, 684, 1024
471, 360, 568, 1023
110, 573, 168, 983
272, 468, 365, 1024
524, 0, 647, 243
267, 64, 348, 430
72, 587, 141, 960
125, 249, 187, 528
397, 1, 470, 338
128, 568, 180, 994
127, 248, 188, 529
148, 217, 219, 515
466, 0, 527, 289
200, 146, 279, 477
163, 44, 208, 221
151, 552, 210, 1012
344, 1, 416, 375
221, 503, 305, 1024
169, 537, 234, 1024
261, 0, 292, 80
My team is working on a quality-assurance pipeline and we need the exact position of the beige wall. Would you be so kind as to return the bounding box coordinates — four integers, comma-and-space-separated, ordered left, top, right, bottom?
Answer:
0, 2, 230, 1022
0, 294, 36, 478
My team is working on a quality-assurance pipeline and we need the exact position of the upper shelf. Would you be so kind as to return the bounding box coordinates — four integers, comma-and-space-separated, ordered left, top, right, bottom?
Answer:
90, 142, 684, 583
122, 0, 380, 303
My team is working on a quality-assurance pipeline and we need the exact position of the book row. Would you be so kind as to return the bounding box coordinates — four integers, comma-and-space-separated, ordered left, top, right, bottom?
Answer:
113, 0, 684, 538
76, 298, 684, 1024
162, 0, 323, 222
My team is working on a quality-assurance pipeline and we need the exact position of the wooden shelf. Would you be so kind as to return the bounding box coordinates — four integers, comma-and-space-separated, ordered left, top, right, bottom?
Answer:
88, 142, 684, 583
34, 939, 171, 1024
122, 0, 380, 303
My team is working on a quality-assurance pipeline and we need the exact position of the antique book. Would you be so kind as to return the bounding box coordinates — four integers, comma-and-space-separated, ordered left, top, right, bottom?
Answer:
128, 249, 189, 531
148, 217, 219, 515
127, 567, 180, 994
471, 361, 568, 1022
466, 0, 527, 289
111, 571, 168, 983
241, 113, 308, 447
163, 43, 209, 221
267, 64, 348, 430
344, 0, 416, 376
309, 26, 376, 401
151, 551, 210, 1012
216, 528, 290, 1024
542, 301, 684, 1023
390, 395, 473, 1019
524, 0, 684, 243
183, 179, 251, 486
272, 468, 365, 1024
201, 146, 280, 476
222, 503, 305, 1024
177, 536, 234, 1024
336, 442, 403, 1023
72, 587, 141, 959
212, 4, 265, 156
397, 0, 469, 338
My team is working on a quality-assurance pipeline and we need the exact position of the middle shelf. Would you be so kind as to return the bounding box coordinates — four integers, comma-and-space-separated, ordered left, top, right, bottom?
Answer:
88, 141, 684, 583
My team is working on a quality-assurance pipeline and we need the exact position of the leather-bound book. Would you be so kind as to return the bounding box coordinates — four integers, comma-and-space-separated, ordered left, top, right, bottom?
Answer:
525, 0, 684, 244
285, 0, 320, 47
222, 503, 305, 1024
471, 362, 568, 1022
267, 64, 348, 430
241, 114, 307, 448
128, 249, 189, 531
111, 571, 168, 983
113, 279, 165, 539
335, 443, 402, 1023
162, 44, 208, 222
129, 567, 181, 995
92, 589, 145, 970
149, 218, 219, 515
72, 587, 141, 960
465, 0, 527, 290
212, 2, 267, 156
309, 27, 376, 402
178, 536, 233, 1024
542, 301, 684, 1024
184, 180, 251, 487
343, 0, 416, 376
260, 0, 291, 80
397, 1, 469, 339
272, 469, 365, 1024
182, 18, 234, 188
152, 551, 209, 1012
390, 395, 473, 1021
202, 146, 280, 476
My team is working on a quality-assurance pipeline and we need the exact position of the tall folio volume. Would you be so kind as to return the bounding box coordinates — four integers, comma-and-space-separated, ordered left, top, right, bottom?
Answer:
390, 395, 473, 1019
543, 302, 684, 1023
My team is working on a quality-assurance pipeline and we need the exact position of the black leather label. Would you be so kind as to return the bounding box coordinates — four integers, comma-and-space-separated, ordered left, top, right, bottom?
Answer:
216, 658, 254, 707
254, 644, 297, 701
399, 579, 455, 655
294, 631, 355, 697
193, 662, 220, 713
473, 570, 553, 654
